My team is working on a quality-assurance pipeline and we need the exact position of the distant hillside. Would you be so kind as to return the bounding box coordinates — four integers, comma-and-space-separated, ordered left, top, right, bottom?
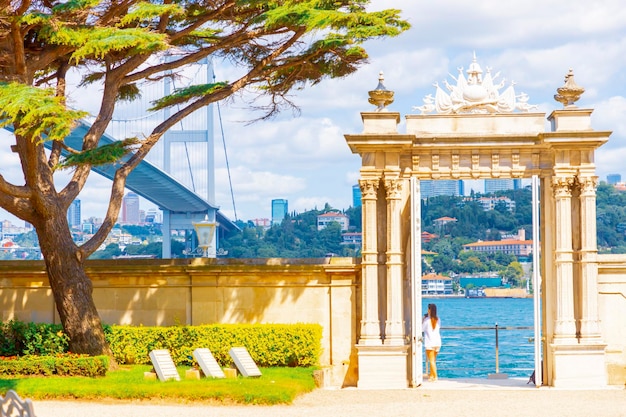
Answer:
85, 182, 625, 260
220, 182, 626, 259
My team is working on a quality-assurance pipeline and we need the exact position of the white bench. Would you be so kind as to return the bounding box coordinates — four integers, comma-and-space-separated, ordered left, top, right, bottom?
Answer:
229, 346, 262, 377
0, 390, 36, 417
192, 348, 225, 378
149, 349, 181, 381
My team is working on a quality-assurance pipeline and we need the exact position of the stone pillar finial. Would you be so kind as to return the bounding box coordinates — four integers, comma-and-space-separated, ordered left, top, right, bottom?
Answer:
554, 69, 585, 109
368, 71, 394, 111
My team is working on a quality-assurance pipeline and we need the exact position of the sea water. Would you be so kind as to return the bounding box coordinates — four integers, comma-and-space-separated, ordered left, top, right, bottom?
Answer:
421, 297, 536, 379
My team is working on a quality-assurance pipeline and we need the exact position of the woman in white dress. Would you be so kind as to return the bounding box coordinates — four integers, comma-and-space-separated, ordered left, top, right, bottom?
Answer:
422, 303, 442, 381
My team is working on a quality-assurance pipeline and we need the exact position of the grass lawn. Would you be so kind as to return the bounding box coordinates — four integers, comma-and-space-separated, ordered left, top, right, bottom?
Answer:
0, 365, 318, 405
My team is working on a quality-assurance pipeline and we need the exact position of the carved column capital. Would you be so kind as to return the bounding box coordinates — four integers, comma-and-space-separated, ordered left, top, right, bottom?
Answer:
384, 178, 403, 199
359, 179, 379, 199
579, 176, 598, 196
552, 176, 575, 198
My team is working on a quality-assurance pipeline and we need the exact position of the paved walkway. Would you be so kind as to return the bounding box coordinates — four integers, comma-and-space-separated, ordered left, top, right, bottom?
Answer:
34, 378, 626, 417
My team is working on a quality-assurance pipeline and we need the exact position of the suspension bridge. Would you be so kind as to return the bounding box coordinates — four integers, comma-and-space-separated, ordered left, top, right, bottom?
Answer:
4, 58, 239, 258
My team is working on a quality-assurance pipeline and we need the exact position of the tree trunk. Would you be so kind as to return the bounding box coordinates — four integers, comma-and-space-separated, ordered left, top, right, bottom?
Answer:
37, 218, 113, 358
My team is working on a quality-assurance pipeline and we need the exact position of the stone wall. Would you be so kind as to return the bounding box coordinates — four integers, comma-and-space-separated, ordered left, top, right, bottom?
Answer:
597, 254, 626, 385
482, 288, 529, 298
0, 256, 624, 385
0, 257, 361, 387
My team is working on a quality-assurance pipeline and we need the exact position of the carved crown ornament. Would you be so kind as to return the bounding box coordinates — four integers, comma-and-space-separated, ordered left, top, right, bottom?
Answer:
413, 53, 538, 115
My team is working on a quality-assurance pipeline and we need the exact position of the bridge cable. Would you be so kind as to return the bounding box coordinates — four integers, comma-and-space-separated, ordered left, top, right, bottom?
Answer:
214, 71, 238, 221
170, 77, 197, 193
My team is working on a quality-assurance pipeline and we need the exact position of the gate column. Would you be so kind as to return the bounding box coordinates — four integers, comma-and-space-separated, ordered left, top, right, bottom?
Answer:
546, 70, 608, 387
551, 175, 578, 341
578, 175, 602, 339
383, 177, 406, 345
358, 178, 382, 345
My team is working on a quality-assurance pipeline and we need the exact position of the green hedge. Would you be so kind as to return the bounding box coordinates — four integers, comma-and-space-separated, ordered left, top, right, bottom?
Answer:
105, 323, 322, 367
0, 321, 323, 368
0, 355, 108, 377
0, 321, 68, 356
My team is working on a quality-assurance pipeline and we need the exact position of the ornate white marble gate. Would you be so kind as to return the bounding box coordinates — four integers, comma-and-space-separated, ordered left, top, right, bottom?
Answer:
344, 60, 610, 388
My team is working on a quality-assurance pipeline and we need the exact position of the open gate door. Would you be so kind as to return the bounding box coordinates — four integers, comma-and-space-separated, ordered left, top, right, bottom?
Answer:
410, 177, 424, 387
531, 175, 543, 387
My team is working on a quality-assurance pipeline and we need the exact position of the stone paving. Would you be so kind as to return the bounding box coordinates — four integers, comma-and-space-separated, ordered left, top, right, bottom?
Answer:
33, 378, 626, 417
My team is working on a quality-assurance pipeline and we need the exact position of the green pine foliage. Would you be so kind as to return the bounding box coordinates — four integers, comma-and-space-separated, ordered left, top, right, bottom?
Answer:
0, 83, 87, 143
150, 83, 229, 111
56, 137, 140, 169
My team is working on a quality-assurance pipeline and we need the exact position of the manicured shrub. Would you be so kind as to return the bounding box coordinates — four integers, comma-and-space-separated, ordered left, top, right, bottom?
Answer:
0, 321, 68, 356
0, 354, 108, 377
0, 320, 322, 369
105, 323, 322, 367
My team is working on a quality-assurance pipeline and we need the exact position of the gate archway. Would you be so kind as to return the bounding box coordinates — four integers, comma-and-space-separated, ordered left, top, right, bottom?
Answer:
344, 60, 610, 389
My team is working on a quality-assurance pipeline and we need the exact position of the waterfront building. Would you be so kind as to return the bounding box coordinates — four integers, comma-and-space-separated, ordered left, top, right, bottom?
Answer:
81, 222, 94, 234
421, 231, 438, 243
459, 273, 502, 289
341, 232, 362, 245
485, 178, 514, 193
607, 173, 621, 185
433, 217, 457, 230
67, 199, 81, 229
476, 196, 516, 212
144, 208, 161, 224
251, 218, 271, 228
462, 239, 533, 257
421, 273, 453, 295
420, 179, 463, 198
122, 192, 140, 224
271, 199, 288, 225
352, 184, 362, 207
613, 182, 626, 192
317, 212, 349, 231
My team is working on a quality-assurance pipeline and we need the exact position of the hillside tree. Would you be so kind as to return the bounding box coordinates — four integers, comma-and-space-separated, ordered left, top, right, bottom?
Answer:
0, 0, 409, 358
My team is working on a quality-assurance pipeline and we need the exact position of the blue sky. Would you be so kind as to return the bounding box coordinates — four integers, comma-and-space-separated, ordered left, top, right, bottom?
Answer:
2, 0, 626, 224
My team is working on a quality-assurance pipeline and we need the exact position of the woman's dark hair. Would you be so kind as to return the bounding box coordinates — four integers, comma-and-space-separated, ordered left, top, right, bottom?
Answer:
428, 303, 438, 328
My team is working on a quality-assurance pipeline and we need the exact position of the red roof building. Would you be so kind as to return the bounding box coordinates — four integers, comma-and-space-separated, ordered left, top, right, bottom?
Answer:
462, 239, 533, 257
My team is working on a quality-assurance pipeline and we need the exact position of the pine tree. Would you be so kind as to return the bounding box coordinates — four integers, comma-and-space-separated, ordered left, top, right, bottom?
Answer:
0, 1, 409, 359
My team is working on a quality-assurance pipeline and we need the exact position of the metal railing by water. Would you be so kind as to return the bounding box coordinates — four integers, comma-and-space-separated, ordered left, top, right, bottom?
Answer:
430, 324, 536, 378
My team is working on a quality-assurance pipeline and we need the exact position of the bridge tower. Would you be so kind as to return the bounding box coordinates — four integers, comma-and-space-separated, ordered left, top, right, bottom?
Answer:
159, 58, 217, 258
109, 57, 233, 258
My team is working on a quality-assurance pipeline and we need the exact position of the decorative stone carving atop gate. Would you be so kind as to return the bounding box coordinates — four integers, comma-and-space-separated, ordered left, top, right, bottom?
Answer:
414, 53, 538, 115
345, 56, 611, 389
